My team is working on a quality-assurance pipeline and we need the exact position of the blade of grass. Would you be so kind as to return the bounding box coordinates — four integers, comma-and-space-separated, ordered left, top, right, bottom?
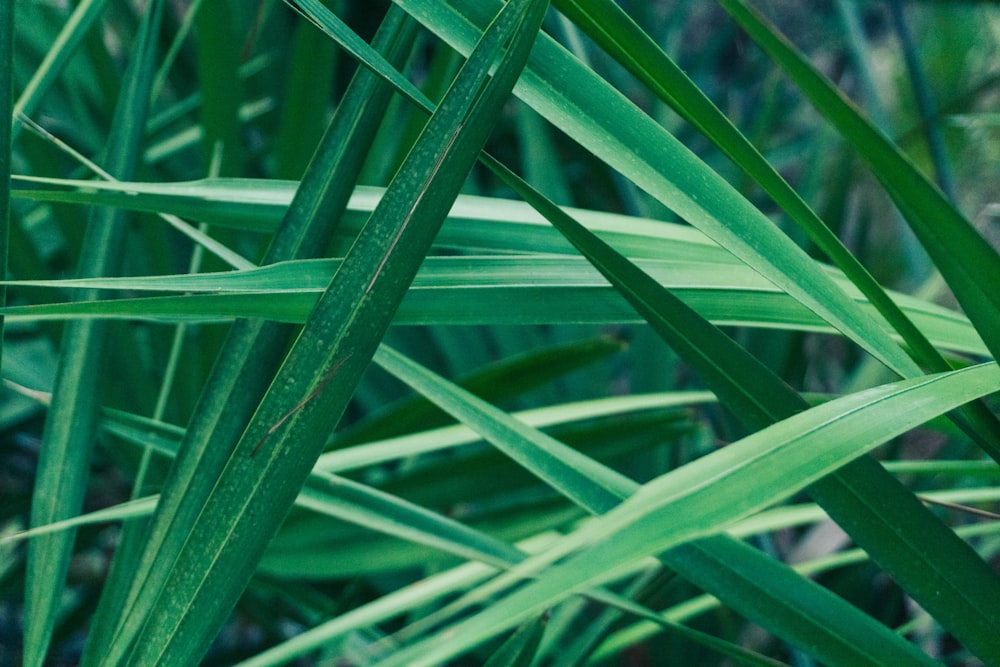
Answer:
20, 3, 164, 665
483, 616, 546, 667
103, 1, 548, 663
375, 362, 1000, 667
283, 0, 422, 99
193, 0, 242, 175
335, 336, 626, 446
580, 583, 792, 667
596, 521, 1000, 662
273, 6, 337, 179
5, 472, 528, 572
492, 159, 1000, 663
3, 255, 986, 356
149, 0, 204, 102
887, 0, 955, 200
396, 0, 919, 378
12, 482, 999, 559
374, 345, 635, 507
98, 390, 711, 471
1, 0, 12, 375
11, 0, 110, 140
1, 174, 755, 263
550, 0, 1000, 452
79, 216, 215, 660
16, 115, 253, 269
373, 345, 941, 666
718, 0, 1000, 365
87, 8, 423, 662
4, 347, 949, 667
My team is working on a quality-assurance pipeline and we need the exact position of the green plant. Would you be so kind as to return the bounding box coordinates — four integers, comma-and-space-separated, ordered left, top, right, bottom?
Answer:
3, 1, 1000, 665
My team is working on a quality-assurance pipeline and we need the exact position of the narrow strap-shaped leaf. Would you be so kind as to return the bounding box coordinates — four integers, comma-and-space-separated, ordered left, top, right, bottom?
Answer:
90, 8, 422, 663
284, 0, 420, 100
105, 1, 548, 663
336, 337, 625, 446
38, 420, 901, 544
550, 0, 1000, 452
375, 363, 999, 667
489, 167, 787, 425
3, 174, 728, 260
298, 472, 526, 568
1, 0, 12, 371
11, 0, 110, 139
21, 3, 164, 665
595, 520, 1000, 661
8, 334, 940, 665
6, 474, 528, 574
3, 256, 986, 356
192, 0, 242, 174
548, 0, 931, 372
396, 0, 918, 378
580, 583, 791, 667
886, 0, 955, 199
373, 345, 939, 667
374, 345, 635, 507
491, 157, 1000, 663
717, 0, 1000, 364
273, 7, 337, 179
484, 616, 547, 667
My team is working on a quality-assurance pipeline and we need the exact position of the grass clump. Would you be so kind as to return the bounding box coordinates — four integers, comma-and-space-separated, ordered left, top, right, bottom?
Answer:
2, 1, 1000, 665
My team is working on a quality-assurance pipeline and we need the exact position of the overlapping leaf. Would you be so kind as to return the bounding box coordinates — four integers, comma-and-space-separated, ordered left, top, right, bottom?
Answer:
101, 1, 548, 663
375, 362, 1000, 666
20, 4, 164, 664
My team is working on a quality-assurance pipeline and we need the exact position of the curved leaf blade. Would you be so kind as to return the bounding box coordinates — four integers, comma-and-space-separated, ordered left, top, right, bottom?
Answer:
375, 363, 1000, 667
717, 0, 1000, 364
106, 1, 549, 663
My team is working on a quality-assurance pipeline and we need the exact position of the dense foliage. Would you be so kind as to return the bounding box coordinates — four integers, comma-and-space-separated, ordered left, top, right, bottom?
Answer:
2, 1, 1000, 665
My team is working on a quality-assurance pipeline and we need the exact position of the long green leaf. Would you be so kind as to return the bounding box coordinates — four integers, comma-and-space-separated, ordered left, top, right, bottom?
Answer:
596, 520, 1000, 661
373, 345, 940, 667
484, 616, 546, 667
1, 0, 12, 374
8, 176, 728, 260
13, 482, 1000, 559
105, 1, 548, 663
21, 3, 163, 665
491, 156, 1000, 663
336, 337, 626, 445
193, 0, 241, 174
396, 0, 920, 378
2, 256, 985, 356
91, 7, 423, 663
283, 0, 420, 100
375, 363, 1000, 667
550, 0, 947, 375
551, 0, 1000, 454
717, 0, 1000, 364
11, 0, 110, 139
